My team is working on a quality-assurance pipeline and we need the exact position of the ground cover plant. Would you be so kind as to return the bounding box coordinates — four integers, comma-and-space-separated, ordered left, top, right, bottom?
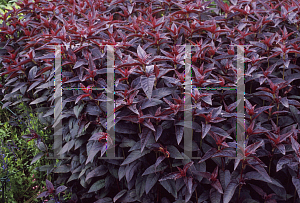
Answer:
1, 0, 300, 202
0, 100, 55, 203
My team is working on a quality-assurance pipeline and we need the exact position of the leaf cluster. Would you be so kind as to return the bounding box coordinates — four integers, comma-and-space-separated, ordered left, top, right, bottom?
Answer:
1, 0, 300, 203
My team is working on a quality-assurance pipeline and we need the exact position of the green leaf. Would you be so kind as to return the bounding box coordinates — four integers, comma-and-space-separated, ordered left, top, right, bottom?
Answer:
88, 179, 105, 193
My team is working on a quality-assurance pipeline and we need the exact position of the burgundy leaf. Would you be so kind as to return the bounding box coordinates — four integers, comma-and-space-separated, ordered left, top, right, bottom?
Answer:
140, 128, 152, 153
211, 179, 223, 194
292, 176, 300, 199
223, 179, 239, 203
46, 179, 54, 193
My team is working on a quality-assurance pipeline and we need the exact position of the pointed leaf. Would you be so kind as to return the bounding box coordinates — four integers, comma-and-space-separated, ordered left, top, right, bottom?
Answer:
160, 179, 177, 198
86, 165, 108, 182
210, 188, 221, 203
145, 173, 160, 194
86, 141, 102, 164
31, 152, 44, 165
211, 179, 223, 194
292, 176, 300, 199
140, 128, 152, 153
155, 156, 165, 171
175, 125, 184, 144
202, 122, 211, 138
88, 179, 105, 193
141, 75, 155, 99
46, 179, 54, 192
113, 190, 127, 202
155, 125, 163, 141
142, 163, 168, 176
55, 186, 67, 195
137, 45, 147, 59
121, 150, 150, 166
223, 179, 239, 203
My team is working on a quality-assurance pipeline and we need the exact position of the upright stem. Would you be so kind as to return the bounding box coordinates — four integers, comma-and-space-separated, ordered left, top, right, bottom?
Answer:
122, 148, 125, 159
139, 123, 141, 134
200, 128, 203, 151
168, 159, 172, 172
269, 148, 274, 175
157, 45, 160, 55
276, 103, 279, 126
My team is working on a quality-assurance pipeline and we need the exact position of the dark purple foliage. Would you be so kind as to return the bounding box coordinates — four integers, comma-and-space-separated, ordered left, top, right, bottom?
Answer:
1, 0, 300, 202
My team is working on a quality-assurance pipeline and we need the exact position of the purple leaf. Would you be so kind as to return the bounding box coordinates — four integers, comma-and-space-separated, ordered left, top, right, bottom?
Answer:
55, 185, 67, 195
292, 176, 300, 199
223, 179, 239, 203
141, 75, 156, 99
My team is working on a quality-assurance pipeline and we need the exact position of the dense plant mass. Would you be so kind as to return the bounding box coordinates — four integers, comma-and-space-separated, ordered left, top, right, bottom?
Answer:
1, 0, 300, 202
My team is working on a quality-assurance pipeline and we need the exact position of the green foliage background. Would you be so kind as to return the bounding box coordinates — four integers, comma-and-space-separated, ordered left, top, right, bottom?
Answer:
0, 100, 52, 203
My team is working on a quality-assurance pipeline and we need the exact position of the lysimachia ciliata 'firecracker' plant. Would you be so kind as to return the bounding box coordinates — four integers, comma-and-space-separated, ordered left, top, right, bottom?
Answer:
1, 0, 300, 202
